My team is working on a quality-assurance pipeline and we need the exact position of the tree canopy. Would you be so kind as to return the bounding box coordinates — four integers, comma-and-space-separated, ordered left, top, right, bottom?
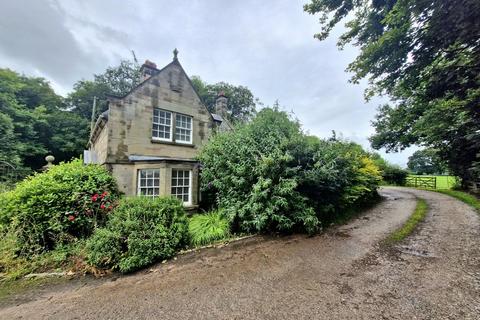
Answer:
67, 60, 142, 120
190, 76, 257, 123
0, 69, 88, 170
304, 0, 480, 184
407, 149, 446, 175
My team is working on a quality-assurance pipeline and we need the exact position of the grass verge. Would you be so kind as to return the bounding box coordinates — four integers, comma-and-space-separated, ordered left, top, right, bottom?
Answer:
434, 190, 480, 212
385, 198, 428, 245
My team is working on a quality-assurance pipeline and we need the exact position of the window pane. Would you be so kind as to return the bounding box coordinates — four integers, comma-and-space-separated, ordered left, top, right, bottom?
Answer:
171, 169, 190, 203
138, 169, 160, 198
175, 114, 192, 143
152, 109, 172, 140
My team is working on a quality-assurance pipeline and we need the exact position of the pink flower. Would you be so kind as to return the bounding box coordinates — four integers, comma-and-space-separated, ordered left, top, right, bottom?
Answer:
100, 203, 106, 209
91, 194, 98, 202
68, 215, 75, 222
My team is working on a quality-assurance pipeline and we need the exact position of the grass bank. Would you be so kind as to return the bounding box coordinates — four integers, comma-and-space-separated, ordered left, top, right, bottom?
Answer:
385, 198, 428, 245
435, 190, 480, 212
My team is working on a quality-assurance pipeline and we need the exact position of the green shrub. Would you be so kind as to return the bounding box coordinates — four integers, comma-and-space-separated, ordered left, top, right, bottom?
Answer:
0, 159, 119, 256
372, 155, 408, 185
199, 108, 381, 235
299, 139, 382, 222
199, 108, 320, 235
86, 196, 189, 273
189, 210, 230, 246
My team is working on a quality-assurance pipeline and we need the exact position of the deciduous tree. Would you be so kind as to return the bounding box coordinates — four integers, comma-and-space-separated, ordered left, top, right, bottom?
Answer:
191, 76, 257, 123
304, 0, 480, 185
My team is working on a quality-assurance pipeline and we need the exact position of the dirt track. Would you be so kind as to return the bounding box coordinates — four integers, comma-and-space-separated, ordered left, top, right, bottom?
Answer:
1, 187, 479, 319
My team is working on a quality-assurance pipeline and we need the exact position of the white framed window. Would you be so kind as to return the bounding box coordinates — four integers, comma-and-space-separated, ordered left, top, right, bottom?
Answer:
152, 109, 172, 141
137, 169, 160, 197
171, 169, 192, 204
175, 114, 192, 144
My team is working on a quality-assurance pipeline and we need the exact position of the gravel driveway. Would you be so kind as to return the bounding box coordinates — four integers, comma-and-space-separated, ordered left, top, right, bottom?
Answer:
1, 187, 479, 319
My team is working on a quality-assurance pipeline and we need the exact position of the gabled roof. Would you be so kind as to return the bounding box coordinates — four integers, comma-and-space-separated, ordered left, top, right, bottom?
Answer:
107, 57, 213, 121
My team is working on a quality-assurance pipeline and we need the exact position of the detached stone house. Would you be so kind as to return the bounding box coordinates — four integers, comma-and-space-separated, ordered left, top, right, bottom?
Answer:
86, 50, 231, 209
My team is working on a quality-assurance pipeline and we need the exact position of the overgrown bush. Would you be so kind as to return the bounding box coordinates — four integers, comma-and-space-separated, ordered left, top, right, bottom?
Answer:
189, 210, 230, 246
0, 159, 119, 256
299, 139, 382, 222
199, 108, 320, 235
372, 155, 408, 185
199, 108, 381, 235
86, 196, 189, 273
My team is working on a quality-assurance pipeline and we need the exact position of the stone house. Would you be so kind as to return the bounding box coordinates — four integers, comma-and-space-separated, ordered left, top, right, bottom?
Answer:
85, 50, 231, 209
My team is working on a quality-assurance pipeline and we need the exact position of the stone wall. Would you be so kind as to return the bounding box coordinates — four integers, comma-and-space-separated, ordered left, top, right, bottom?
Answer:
105, 61, 213, 164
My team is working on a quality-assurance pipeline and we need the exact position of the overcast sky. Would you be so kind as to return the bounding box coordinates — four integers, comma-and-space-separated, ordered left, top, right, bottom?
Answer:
0, 0, 416, 166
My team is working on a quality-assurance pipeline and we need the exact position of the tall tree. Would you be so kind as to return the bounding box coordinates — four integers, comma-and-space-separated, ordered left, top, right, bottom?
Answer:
0, 69, 88, 170
67, 60, 142, 120
190, 76, 257, 123
407, 149, 447, 175
304, 0, 480, 185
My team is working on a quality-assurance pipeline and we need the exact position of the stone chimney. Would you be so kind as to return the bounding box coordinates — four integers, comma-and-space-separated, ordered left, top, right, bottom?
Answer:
215, 91, 228, 119
140, 60, 157, 81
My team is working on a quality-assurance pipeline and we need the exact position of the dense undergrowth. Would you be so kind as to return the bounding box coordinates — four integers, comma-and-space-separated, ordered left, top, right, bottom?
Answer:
199, 107, 382, 235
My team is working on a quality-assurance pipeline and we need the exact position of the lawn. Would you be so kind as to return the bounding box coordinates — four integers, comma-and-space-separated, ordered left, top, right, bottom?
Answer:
407, 175, 458, 190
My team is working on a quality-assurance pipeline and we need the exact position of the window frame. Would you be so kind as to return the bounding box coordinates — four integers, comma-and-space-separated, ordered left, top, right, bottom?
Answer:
171, 169, 192, 205
174, 113, 193, 144
137, 169, 160, 197
152, 108, 173, 142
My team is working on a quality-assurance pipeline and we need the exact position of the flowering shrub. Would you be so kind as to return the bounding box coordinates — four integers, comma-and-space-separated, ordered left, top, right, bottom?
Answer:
0, 159, 119, 256
64, 190, 118, 238
86, 196, 188, 273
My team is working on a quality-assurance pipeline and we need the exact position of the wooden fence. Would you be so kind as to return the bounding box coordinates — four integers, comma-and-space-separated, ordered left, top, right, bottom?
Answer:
405, 176, 437, 189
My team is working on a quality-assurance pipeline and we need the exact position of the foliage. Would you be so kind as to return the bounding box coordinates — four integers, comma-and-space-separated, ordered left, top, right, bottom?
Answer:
67, 60, 141, 120
190, 76, 257, 123
371, 154, 408, 186
304, 0, 480, 186
199, 108, 320, 235
0, 233, 85, 280
299, 138, 383, 221
86, 197, 189, 273
0, 159, 119, 256
199, 108, 381, 234
0, 69, 88, 170
385, 199, 428, 245
407, 149, 447, 175
188, 210, 230, 246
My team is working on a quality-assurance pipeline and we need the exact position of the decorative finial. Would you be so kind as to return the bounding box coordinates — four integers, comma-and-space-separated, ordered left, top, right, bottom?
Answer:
173, 48, 178, 61
42, 155, 55, 171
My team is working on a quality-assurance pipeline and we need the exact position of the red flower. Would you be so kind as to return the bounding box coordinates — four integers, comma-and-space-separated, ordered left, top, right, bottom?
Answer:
91, 194, 98, 202
100, 203, 106, 209
68, 215, 75, 222
101, 191, 108, 198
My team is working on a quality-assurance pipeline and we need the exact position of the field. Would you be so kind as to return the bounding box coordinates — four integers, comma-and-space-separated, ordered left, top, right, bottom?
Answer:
407, 175, 458, 190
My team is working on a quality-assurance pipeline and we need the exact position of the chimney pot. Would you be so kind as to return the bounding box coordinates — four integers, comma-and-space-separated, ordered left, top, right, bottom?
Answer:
140, 60, 157, 81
